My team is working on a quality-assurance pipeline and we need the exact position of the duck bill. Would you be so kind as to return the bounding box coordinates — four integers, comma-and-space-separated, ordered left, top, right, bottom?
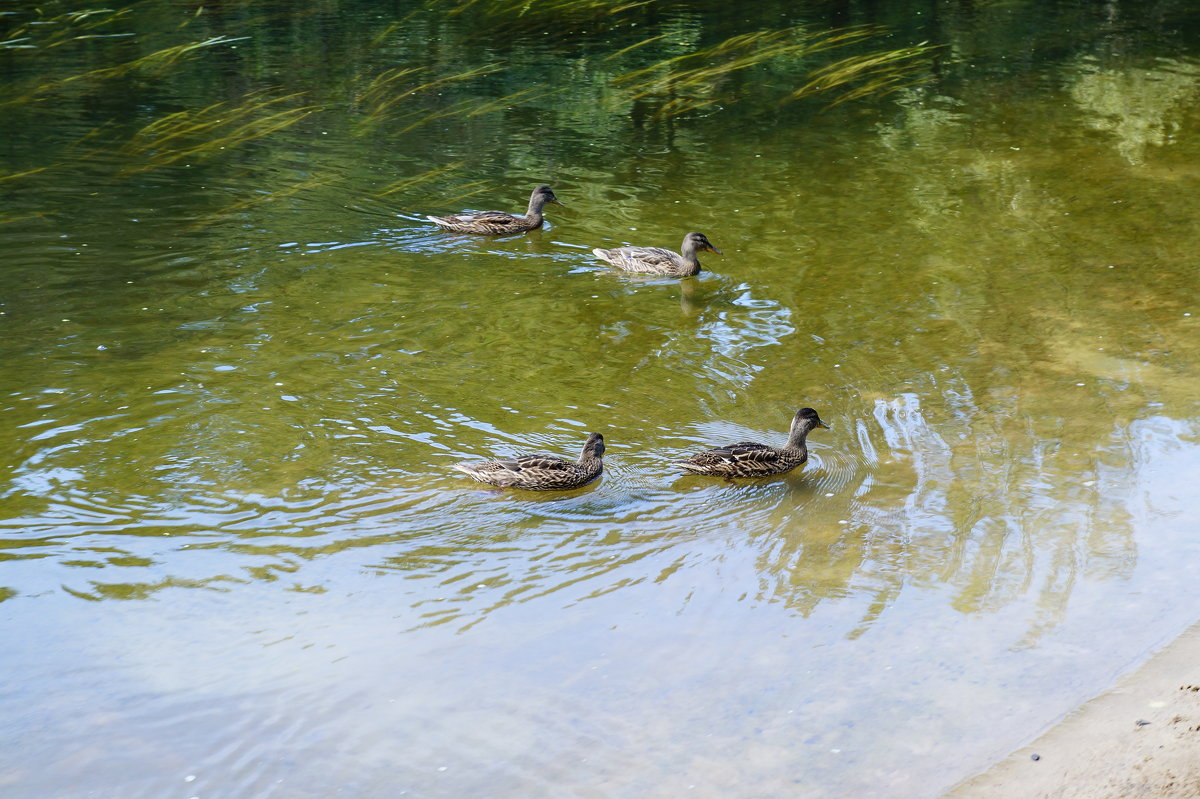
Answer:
817, 422, 830, 430
705, 245, 723, 255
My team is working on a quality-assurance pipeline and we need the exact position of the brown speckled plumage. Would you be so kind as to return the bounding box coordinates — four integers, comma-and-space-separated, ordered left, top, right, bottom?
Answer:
453, 432, 605, 490
674, 408, 828, 478
591, 231, 722, 277
427, 185, 562, 235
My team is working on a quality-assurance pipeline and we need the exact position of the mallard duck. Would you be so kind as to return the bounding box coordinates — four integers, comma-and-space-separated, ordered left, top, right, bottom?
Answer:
674, 408, 828, 478
453, 432, 605, 490
426, 185, 562, 235
591, 231, 722, 277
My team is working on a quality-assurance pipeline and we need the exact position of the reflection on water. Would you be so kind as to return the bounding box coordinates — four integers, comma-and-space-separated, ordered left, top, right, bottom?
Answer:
5, 400, 1198, 796
4, 0, 1200, 797
1070, 56, 1200, 165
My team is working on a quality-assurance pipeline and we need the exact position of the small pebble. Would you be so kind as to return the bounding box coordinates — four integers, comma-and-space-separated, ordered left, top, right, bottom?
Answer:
1030, 753, 1040, 761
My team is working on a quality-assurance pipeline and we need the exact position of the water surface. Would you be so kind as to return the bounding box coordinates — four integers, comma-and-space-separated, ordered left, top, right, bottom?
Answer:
2, 1, 1200, 796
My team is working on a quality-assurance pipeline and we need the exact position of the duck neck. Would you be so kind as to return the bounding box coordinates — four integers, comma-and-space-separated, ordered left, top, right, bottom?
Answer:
679, 237, 703, 269
577, 447, 603, 474
785, 419, 815, 450
525, 194, 548, 222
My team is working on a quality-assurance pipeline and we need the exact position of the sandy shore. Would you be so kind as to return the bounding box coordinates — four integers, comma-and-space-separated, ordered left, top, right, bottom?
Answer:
945, 621, 1200, 799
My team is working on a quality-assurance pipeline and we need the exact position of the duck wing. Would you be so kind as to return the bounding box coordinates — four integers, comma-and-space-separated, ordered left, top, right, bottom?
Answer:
453, 210, 514, 223
454, 453, 577, 487
494, 454, 575, 473
428, 210, 534, 234
595, 246, 685, 274
685, 442, 779, 467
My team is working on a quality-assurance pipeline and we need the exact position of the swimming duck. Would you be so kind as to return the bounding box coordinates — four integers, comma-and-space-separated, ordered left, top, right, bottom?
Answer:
427, 185, 562, 235
453, 432, 605, 490
591, 231, 722, 277
674, 408, 828, 478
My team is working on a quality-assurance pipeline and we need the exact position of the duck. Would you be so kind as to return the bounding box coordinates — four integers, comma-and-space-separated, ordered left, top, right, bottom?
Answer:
453, 432, 605, 490
673, 408, 828, 478
591, 231, 722, 277
426, 185, 562, 235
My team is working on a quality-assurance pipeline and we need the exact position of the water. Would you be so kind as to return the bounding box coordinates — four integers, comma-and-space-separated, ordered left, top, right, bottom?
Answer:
2, 1, 1200, 796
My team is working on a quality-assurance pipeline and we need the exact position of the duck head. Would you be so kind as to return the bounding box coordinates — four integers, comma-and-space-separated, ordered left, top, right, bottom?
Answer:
684, 231, 722, 255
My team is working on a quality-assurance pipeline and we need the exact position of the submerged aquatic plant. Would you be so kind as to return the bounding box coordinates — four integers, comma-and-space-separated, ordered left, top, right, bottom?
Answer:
119, 91, 321, 173
0, 6, 134, 52
359, 76, 560, 137
2, 22, 249, 107
440, 0, 659, 43
785, 42, 940, 107
351, 56, 562, 139
609, 24, 938, 117
353, 63, 502, 134
376, 162, 466, 197
427, 180, 495, 207
0, 165, 54, 183
447, 0, 655, 22
190, 170, 345, 229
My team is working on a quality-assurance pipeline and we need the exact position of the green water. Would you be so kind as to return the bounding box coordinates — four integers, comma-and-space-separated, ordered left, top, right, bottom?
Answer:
3, 1, 1200, 796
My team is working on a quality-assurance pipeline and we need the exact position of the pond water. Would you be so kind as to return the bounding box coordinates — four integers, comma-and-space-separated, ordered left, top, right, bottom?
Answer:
2, 1, 1200, 796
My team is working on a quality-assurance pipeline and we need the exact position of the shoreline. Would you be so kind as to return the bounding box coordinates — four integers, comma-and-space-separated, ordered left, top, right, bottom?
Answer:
944, 620, 1200, 798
